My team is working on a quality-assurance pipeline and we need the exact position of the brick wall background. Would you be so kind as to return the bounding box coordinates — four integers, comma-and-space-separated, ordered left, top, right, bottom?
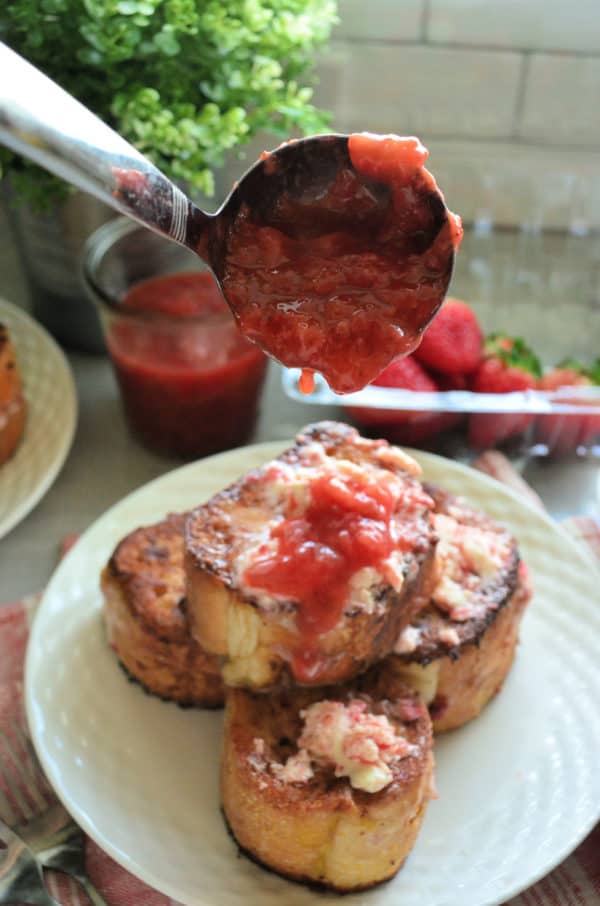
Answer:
311, 0, 600, 232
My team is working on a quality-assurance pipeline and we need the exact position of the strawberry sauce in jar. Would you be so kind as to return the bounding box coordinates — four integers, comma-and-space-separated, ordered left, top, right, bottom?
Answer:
106, 272, 268, 458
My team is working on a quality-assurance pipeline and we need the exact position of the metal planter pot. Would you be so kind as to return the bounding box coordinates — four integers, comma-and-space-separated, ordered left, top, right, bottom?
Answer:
3, 187, 113, 353
3, 160, 235, 354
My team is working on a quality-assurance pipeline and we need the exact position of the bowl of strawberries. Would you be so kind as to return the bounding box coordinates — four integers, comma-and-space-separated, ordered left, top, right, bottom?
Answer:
282, 297, 600, 459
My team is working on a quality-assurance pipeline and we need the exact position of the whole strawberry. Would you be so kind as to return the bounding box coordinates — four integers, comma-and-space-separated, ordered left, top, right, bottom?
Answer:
536, 359, 600, 456
348, 355, 460, 446
427, 370, 469, 391
415, 298, 483, 376
468, 334, 541, 449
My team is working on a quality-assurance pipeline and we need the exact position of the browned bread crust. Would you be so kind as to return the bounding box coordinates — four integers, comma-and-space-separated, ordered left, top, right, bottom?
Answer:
430, 574, 529, 731
221, 671, 433, 891
399, 483, 520, 664
0, 325, 22, 406
381, 577, 530, 733
185, 421, 438, 690
101, 513, 224, 707
382, 485, 530, 732
0, 324, 26, 466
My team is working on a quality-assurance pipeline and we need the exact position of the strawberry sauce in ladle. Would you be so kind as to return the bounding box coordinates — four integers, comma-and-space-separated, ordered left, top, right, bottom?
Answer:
0, 43, 461, 394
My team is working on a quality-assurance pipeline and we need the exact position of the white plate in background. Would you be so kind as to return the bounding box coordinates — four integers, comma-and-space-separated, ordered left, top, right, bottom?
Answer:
0, 298, 77, 539
26, 442, 600, 906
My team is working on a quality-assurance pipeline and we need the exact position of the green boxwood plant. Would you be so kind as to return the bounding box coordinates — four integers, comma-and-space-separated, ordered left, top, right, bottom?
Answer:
0, 0, 337, 209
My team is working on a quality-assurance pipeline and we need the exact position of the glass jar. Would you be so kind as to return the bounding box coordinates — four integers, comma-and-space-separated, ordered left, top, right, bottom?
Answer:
83, 218, 268, 459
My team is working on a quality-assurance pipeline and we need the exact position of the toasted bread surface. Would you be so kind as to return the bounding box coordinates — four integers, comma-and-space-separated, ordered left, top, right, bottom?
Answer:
101, 513, 224, 707
385, 485, 530, 732
185, 421, 437, 689
383, 576, 530, 732
221, 671, 433, 891
396, 484, 520, 663
0, 325, 23, 406
0, 325, 26, 466
0, 394, 26, 466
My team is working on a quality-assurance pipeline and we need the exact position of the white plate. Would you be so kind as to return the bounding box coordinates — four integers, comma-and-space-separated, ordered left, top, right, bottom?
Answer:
25, 443, 600, 906
0, 298, 77, 539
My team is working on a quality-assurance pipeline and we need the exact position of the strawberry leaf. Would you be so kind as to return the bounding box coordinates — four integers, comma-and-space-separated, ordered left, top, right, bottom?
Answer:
484, 333, 542, 378
556, 358, 587, 374
556, 357, 600, 384
587, 359, 600, 385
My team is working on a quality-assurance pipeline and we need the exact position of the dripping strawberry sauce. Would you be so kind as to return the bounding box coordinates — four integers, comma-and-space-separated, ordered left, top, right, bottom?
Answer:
241, 461, 430, 683
222, 133, 462, 395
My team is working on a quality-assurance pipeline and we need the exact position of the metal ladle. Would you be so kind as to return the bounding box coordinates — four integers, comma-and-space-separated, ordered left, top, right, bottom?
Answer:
0, 42, 456, 391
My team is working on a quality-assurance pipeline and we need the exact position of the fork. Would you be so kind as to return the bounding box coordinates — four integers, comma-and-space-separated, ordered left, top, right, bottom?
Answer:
0, 817, 60, 905
0, 716, 108, 906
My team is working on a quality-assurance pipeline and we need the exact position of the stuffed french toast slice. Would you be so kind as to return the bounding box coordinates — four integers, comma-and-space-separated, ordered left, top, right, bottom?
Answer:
101, 512, 224, 707
0, 323, 26, 466
383, 484, 531, 732
185, 421, 438, 690
221, 670, 434, 891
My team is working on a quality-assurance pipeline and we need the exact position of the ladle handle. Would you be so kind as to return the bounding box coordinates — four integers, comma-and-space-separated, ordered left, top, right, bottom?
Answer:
0, 42, 207, 247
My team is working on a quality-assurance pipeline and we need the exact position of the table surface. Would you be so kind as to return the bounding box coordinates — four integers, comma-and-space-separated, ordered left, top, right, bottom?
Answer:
1, 208, 599, 601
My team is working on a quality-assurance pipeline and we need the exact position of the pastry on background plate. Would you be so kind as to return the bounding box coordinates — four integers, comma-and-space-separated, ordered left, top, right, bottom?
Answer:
185, 421, 438, 691
221, 670, 434, 892
0, 323, 26, 466
101, 512, 224, 707
384, 484, 531, 732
